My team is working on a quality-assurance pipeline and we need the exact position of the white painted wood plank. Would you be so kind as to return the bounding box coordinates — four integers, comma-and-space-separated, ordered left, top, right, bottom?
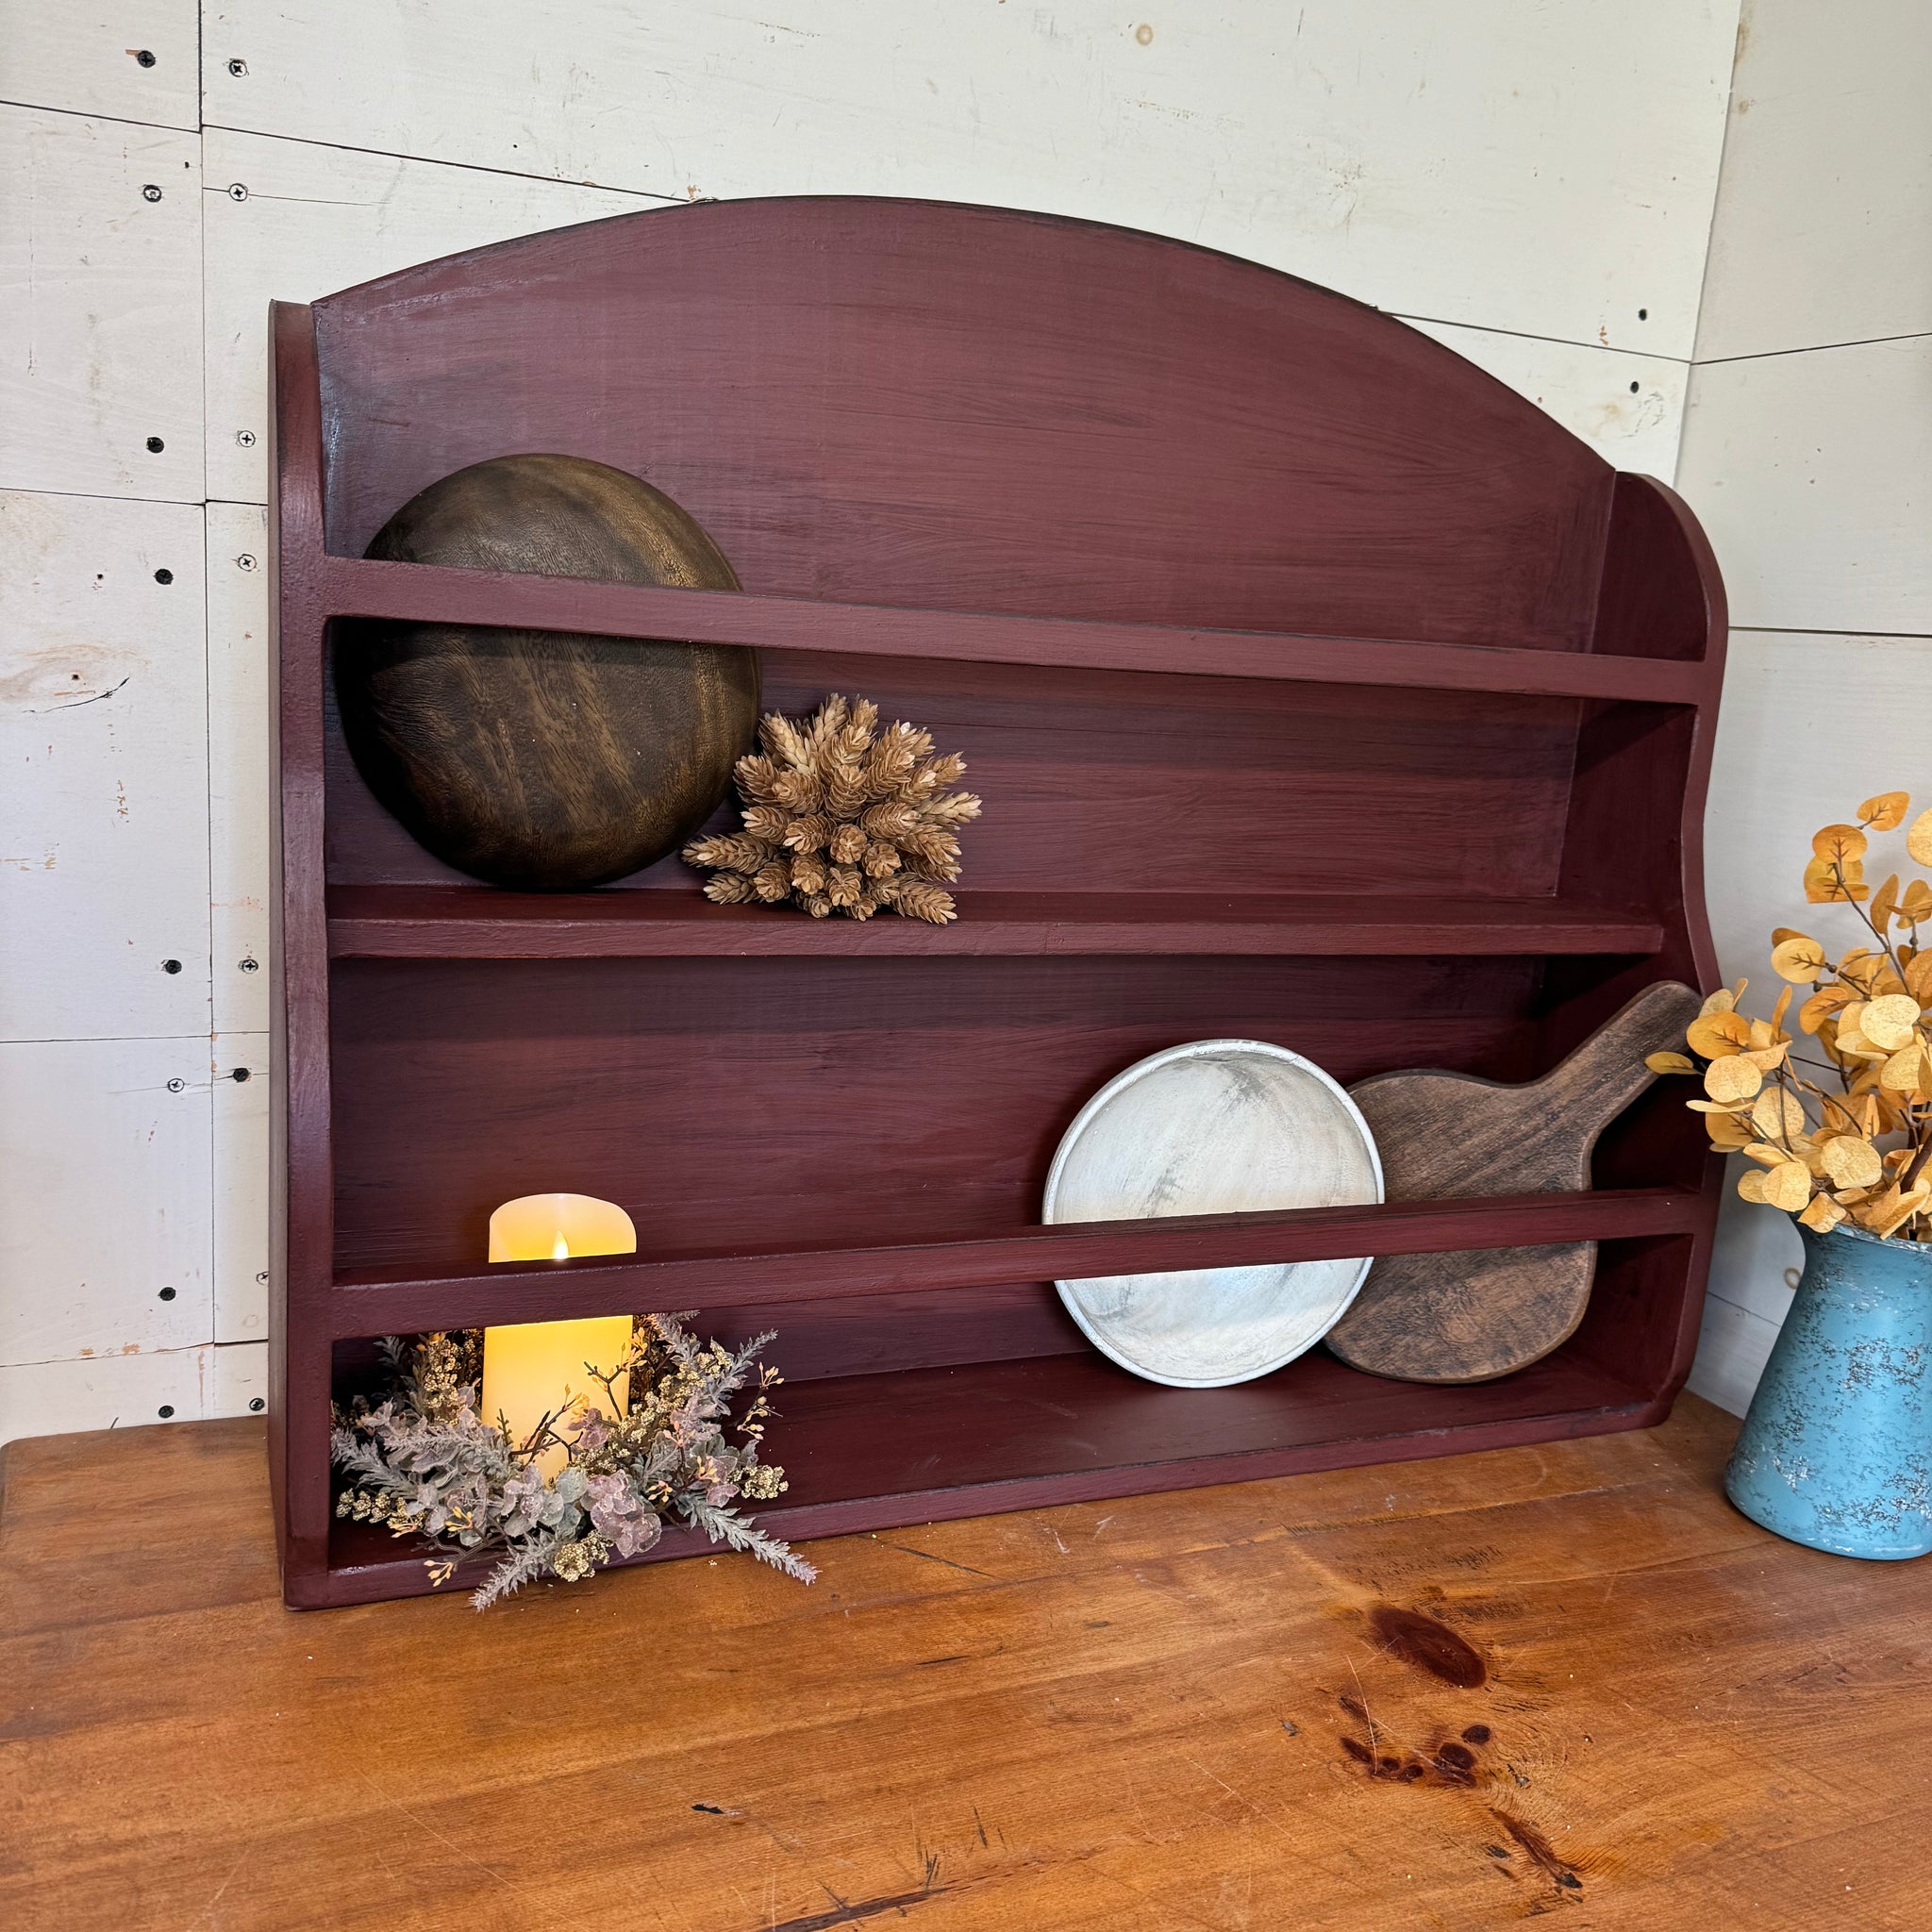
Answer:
1403, 320, 1687, 478
0, 1344, 209, 1444
207, 503, 270, 1031
1698, 624, 1932, 1411
1696, 1, 1932, 361
1687, 1291, 1780, 1419
0, 1037, 211, 1368
0, 105, 202, 501
0, 3, 201, 130
210, 1339, 268, 1417
1677, 339, 1932, 634
1705, 1162, 1802, 1331
1706, 629, 1932, 1001
0, 489, 209, 1041
202, 131, 665, 504
213, 1031, 269, 1344
202, 0, 1739, 358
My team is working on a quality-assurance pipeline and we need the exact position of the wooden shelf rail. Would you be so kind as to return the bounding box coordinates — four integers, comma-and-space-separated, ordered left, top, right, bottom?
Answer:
327, 1187, 1703, 1337
308, 553, 1712, 705
325, 885, 1666, 960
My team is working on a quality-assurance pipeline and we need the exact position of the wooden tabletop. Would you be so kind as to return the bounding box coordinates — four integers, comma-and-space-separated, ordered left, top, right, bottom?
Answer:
4, 1395, 1926, 1930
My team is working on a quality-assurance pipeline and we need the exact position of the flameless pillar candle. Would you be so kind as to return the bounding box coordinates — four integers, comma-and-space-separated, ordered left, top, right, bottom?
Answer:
483, 1193, 636, 1476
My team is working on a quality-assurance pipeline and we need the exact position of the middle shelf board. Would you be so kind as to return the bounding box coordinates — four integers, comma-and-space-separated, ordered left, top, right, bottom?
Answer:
325, 1186, 1705, 1336
325, 886, 1666, 960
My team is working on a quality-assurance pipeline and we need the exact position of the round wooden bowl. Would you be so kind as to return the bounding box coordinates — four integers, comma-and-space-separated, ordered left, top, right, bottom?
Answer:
337, 453, 759, 890
1043, 1040, 1384, 1387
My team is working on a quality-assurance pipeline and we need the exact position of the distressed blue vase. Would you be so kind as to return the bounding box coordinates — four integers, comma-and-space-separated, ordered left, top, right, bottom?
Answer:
1724, 1223, 1932, 1559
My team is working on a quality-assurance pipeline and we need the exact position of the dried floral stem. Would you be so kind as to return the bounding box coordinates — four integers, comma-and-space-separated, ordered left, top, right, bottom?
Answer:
1649, 790, 1932, 1241
331, 1315, 815, 1608
684, 693, 981, 923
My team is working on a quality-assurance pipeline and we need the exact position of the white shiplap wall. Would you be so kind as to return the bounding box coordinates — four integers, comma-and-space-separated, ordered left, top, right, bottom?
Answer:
1, 2, 1744, 1444
1681, 0, 1932, 1415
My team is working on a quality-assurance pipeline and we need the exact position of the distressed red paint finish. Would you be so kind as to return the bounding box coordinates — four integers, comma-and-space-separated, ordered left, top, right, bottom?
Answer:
271, 198, 1726, 1607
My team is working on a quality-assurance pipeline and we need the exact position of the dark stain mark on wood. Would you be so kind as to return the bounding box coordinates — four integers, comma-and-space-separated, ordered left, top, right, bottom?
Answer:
772, 1858, 945, 1932
1338, 1736, 1428, 1785
1280, 1720, 1299, 1737
766, 1886, 947, 1932
1492, 1810, 1582, 1892
913, 1643, 1005, 1669
1339, 1697, 1500, 1791
875, 1540, 995, 1579
1368, 1604, 1488, 1687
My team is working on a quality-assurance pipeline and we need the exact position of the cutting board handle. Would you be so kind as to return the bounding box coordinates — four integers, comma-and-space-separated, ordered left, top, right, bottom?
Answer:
1535, 978, 1704, 1140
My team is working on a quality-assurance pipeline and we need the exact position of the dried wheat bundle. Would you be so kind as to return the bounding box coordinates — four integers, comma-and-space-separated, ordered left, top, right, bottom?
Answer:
684, 693, 982, 923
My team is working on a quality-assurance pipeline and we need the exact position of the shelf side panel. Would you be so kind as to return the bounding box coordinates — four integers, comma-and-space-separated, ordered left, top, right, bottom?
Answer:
270, 302, 341, 1598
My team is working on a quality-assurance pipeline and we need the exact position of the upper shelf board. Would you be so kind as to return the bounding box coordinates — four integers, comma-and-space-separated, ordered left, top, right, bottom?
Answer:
309, 553, 1715, 704
326, 885, 1665, 960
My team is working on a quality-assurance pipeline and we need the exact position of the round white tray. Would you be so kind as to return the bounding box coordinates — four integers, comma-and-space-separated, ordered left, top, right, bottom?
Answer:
1043, 1039, 1384, 1388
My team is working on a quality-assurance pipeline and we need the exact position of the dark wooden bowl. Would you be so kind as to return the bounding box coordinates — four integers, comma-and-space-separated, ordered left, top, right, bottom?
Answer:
336, 453, 758, 889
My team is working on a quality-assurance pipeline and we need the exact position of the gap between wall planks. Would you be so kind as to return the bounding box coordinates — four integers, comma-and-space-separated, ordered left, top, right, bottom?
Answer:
273, 196, 1727, 1607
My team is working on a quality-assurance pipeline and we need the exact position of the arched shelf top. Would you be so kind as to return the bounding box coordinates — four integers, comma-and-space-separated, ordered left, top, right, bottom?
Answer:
310, 195, 1615, 652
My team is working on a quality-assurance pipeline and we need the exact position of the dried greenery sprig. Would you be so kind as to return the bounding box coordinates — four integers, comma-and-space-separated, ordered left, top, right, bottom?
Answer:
331, 1314, 816, 1609
1650, 790, 1932, 1241
684, 692, 982, 923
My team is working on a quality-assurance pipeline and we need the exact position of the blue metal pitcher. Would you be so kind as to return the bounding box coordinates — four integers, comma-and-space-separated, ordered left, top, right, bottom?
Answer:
1724, 1222, 1932, 1559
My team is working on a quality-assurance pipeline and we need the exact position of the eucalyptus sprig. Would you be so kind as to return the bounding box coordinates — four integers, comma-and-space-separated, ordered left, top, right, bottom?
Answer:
1649, 791, 1932, 1241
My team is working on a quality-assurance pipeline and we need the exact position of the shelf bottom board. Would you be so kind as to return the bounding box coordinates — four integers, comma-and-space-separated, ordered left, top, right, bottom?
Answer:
314, 1346, 1658, 1607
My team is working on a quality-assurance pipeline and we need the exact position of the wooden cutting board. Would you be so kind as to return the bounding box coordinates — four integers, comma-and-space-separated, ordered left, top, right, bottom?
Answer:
1324, 978, 1703, 1384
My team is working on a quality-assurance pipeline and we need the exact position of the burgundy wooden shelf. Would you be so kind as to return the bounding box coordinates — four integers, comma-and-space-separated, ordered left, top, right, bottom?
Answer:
317, 1345, 1655, 1607
325, 884, 1667, 960
314, 552, 1712, 706
327, 1188, 1703, 1336
272, 197, 1729, 1609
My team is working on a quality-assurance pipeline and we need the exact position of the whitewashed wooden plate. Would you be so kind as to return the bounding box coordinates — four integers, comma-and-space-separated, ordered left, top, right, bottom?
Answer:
1043, 1040, 1384, 1388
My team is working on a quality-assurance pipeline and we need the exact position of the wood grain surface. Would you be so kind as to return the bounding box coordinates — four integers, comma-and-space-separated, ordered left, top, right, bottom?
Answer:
339, 454, 758, 889
310, 200, 1615, 649
1326, 982, 1707, 1384
8, 1400, 1929, 1931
